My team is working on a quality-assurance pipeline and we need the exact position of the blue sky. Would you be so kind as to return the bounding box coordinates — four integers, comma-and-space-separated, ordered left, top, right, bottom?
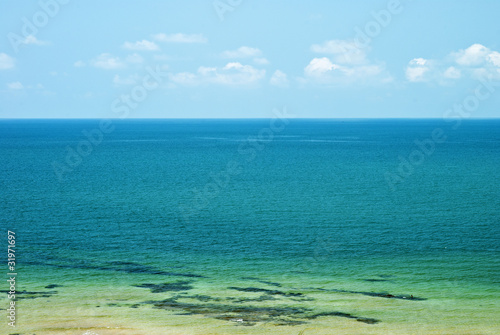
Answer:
1, 0, 500, 118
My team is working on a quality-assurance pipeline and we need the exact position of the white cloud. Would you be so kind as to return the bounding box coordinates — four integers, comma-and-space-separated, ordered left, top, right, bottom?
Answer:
453, 44, 490, 66
254, 57, 269, 65
89, 53, 143, 70
406, 58, 430, 82
22, 35, 49, 46
219, 62, 265, 85
487, 51, 500, 67
169, 72, 198, 85
407, 44, 500, 84
74, 60, 85, 67
269, 70, 289, 88
304, 39, 390, 85
222, 47, 269, 66
153, 33, 207, 43
406, 67, 429, 82
304, 57, 339, 77
91, 53, 125, 70
221, 46, 262, 58
122, 40, 159, 51
5, 82, 46, 91
304, 58, 390, 85
125, 53, 143, 64
311, 39, 367, 64
0, 53, 15, 70
170, 62, 265, 86
443, 66, 461, 79
410, 58, 427, 66
7, 81, 24, 90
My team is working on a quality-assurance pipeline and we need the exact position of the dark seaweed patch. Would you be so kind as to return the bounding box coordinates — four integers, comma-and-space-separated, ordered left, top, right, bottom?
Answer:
377, 274, 396, 278
213, 315, 257, 326
0, 290, 58, 300
145, 296, 309, 324
306, 312, 380, 324
289, 297, 315, 302
363, 279, 390, 282
181, 294, 222, 302
101, 261, 204, 278
228, 287, 303, 297
345, 291, 424, 300
304, 288, 425, 300
142, 294, 379, 326
356, 317, 379, 324
274, 320, 308, 326
134, 281, 193, 293
45, 284, 63, 289
25, 260, 204, 278
231, 295, 278, 303
240, 277, 282, 287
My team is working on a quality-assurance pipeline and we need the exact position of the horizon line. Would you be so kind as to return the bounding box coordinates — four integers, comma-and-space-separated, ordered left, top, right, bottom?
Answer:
1, 117, 500, 120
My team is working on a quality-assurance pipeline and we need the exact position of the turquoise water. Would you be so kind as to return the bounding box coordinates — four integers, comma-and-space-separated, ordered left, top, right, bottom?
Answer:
1, 119, 499, 334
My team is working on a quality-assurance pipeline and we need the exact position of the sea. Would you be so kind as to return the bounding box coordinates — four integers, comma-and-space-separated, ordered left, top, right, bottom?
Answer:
0, 119, 499, 335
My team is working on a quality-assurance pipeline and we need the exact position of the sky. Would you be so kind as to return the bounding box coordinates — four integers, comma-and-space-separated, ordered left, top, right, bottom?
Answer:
1, 0, 500, 118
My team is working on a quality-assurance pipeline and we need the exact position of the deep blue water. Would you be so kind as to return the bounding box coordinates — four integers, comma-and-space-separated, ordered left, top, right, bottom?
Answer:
1, 119, 498, 261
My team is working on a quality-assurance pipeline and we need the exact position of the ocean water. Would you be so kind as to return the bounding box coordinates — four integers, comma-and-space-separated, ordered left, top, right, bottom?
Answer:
0, 119, 499, 334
